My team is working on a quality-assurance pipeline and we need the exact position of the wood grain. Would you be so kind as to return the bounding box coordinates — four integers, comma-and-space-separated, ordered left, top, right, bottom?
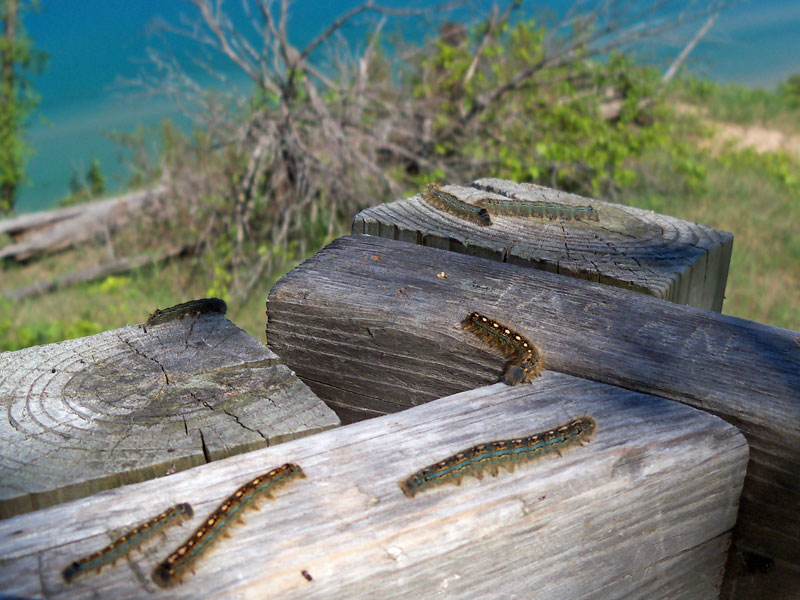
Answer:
266, 234, 800, 598
0, 312, 339, 520
352, 178, 733, 311
0, 374, 747, 599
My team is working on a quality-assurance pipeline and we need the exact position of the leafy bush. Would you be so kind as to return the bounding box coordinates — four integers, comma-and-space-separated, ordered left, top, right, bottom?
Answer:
407, 20, 696, 198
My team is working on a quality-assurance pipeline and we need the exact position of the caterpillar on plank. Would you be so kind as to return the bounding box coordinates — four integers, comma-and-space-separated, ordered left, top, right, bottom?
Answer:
475, 196, 599, 221
422, 183, 493, 226
462, 312, 543, 385
151, 463, 305, 587
62, 503, 193, 583
145, 298, 227, 328
399, 416, 596, 498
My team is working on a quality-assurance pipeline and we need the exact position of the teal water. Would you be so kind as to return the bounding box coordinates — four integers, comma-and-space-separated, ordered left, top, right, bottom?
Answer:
12, 0, 800, 213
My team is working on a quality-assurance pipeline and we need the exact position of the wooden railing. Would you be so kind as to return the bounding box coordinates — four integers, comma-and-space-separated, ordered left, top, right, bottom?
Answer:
1, 178, 797, 599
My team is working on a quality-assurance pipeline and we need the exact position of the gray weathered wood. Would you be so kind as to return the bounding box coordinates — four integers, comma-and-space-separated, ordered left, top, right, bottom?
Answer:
0, 312, 339, 520
351, 178, 733, 311
0, 374, 747, 599
266, 234, 800, 599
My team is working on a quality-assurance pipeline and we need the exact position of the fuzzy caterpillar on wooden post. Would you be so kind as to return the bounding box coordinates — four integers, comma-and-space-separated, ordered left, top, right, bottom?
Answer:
145, 297, 227, 328
62, 503, 193, 583
151, 463, 305, 587
475, 196, 599, 221
399, 417, 596, 498
422, 183, 493, 226
462, 312, 543, 385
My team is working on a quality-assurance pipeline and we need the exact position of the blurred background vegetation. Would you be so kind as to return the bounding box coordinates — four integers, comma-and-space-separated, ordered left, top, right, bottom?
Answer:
1, 0, 798, 352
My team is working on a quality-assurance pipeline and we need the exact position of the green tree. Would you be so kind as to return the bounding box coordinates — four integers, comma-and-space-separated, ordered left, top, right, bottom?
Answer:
0, 0, 46, 215
778, 73, 800, 109
86, 158, 105, 197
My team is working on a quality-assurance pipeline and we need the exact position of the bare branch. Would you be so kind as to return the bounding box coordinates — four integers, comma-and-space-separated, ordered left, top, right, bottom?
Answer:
189, 0, 261, 83
299, 0, 466, 64
662, 12, 718, 82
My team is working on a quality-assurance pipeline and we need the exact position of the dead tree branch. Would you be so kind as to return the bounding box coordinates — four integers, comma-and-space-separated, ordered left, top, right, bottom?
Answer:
662, 12, 719, 82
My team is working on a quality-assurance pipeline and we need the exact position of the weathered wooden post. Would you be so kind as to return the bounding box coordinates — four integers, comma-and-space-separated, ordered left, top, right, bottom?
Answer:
267, 217, 797, 597
0, 303, 339, 519
353, 179, 733, 310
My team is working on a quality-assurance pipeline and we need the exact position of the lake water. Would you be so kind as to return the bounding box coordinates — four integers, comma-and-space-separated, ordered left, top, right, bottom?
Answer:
14, 0, 800, 213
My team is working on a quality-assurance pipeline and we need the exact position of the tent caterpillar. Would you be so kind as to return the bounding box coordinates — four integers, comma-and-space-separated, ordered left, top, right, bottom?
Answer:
462, 312, 543, 384
422, 183, 493, 226
62, 503, 193, 583
152, 464, 305, 587
399, 417, 596, 498
145, 298, 227, 328
475, 196, 599, 221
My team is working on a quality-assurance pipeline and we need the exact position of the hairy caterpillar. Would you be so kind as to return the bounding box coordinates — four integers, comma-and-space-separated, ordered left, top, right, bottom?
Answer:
399, 417, 596, 498
62, 503, 193, 583
145, 298, 227, 328
475, 196, 599, 221
151, 464, 305, 587
422, 183, 493, 226
462, 312, 543, 385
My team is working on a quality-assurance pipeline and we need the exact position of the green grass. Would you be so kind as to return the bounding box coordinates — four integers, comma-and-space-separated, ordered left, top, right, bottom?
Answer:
0, 258, 293, 352
618, 122, 800, 329
673, 75, 800, 129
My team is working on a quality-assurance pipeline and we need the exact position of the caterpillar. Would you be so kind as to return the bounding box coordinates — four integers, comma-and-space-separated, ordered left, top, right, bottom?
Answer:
399, 416, 596, 498
151, 463, 305, 587
145, 298, 227, 328
462, 312, 543, 385
62, 503, 193, 583
422, 183, 493, 226
475, 196, 599, 221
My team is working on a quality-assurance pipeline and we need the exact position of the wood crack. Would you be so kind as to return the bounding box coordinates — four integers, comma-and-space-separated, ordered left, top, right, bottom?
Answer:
198, 429, 211, 463
116, 333, 170, 385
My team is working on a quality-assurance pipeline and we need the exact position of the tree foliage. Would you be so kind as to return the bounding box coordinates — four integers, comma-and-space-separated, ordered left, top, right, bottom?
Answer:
58, 158, 107, 207
130, 0, 725, 300
0, 0, 46, 215
778, 73, 800, 110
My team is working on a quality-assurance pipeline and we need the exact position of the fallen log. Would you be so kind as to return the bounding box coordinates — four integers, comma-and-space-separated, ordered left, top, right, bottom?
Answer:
0, 245, 193, 300
0, 186, 166, 262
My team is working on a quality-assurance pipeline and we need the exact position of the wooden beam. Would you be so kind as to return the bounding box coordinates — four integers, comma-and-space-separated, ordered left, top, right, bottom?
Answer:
352, 178, 733, 311
0, 310, 339, 519
0, 374, 747, 599
266, 234, 800, 598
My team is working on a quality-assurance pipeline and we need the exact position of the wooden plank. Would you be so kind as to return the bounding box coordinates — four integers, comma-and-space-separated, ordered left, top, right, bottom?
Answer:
0, 311, 340, 520
0, 374, 747, 599
352, 178, 733, 310
710, 237, 734, 312
265, 234, 800, 598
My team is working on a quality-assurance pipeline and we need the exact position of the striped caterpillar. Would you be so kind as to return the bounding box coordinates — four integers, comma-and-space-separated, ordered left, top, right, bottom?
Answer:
399, 416, 596, 498
62, 503, 193, 583
145, 298, 227, 328
475, 196, 599, 221
422, 183, 493, 226
462, 312, 543, 385
151, 464, 305, 587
